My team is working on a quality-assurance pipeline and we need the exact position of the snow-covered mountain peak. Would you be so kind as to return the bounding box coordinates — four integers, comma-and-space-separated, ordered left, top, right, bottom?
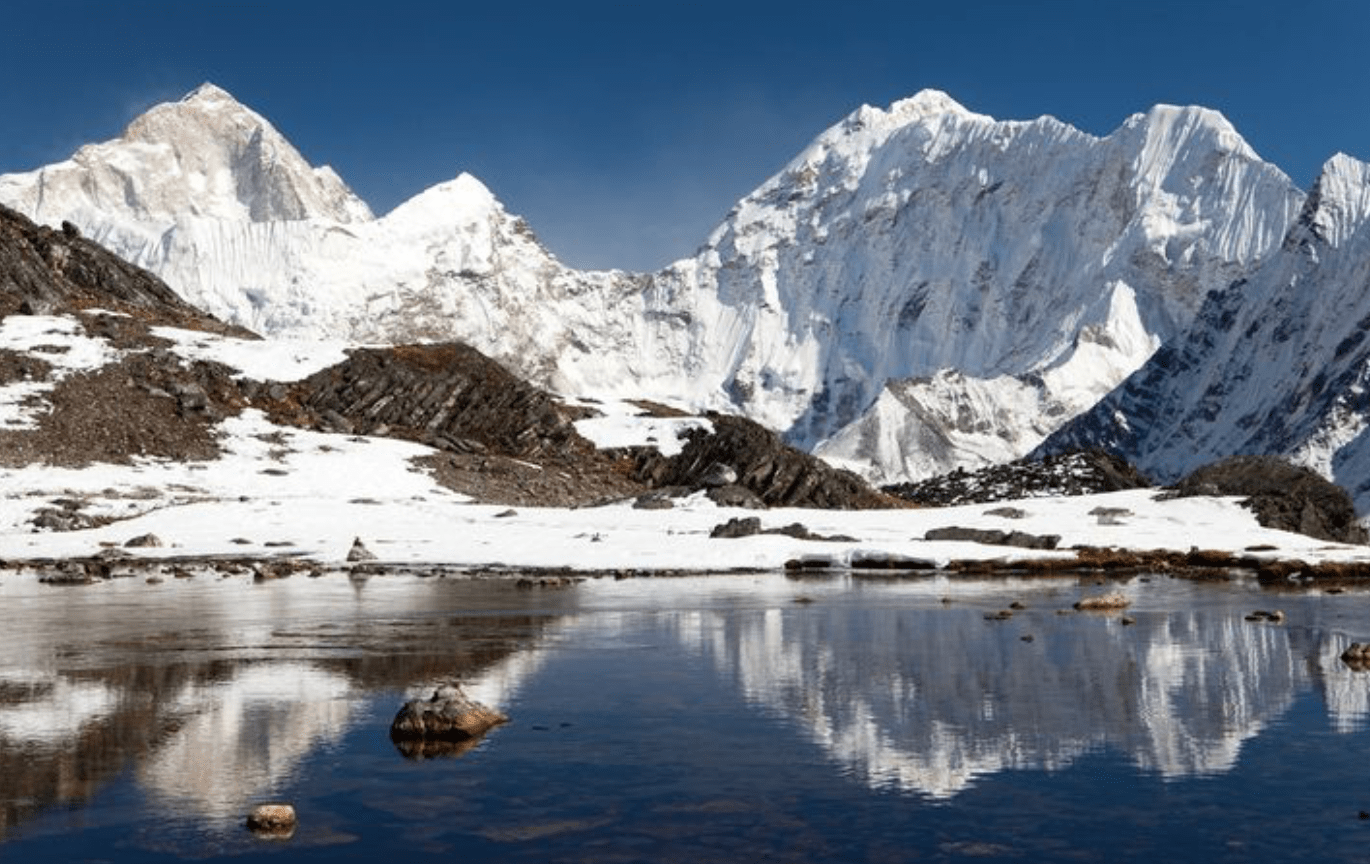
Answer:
179, 81, 239, 109
1299, 152, 1370, 248
1117, 103, 1254, 165
886, 89, 975, 122
382, 171, 499, 226
0, 83, 372, 231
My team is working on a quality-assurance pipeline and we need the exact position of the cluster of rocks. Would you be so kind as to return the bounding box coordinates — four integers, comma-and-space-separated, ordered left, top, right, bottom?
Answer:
0, 343, 237, 468
1166, 455, 1367, 545
885, 450, 1151, 506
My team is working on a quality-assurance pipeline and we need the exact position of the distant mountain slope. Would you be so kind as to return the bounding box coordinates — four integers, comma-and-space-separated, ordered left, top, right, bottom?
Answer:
1038, 153, 1370, 512
0, 85, 1306, 483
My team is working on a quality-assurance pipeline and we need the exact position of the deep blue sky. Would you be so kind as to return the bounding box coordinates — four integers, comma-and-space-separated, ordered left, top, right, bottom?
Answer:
3, 0, 1367, 271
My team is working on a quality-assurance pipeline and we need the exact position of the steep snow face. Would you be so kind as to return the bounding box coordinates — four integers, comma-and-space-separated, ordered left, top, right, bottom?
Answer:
594, 92, 1302, 479
0, 86, 1305, 482
1040, 153, 1370, 512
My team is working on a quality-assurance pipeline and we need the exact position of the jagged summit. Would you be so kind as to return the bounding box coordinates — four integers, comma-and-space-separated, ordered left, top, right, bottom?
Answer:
181, 81, 236, 104
0, 83, 372, 230
1300, 152, 1370, 247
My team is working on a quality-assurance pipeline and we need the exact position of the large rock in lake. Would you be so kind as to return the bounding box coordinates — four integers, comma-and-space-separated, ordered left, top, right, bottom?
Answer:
390, 684, 508, 747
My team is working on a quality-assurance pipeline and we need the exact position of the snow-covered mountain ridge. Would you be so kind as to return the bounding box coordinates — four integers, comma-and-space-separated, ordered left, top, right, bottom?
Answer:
0, 85, 1311, 484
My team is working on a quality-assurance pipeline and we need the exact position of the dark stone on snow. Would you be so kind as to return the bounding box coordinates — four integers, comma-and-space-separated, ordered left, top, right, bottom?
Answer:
923, 526, 1060, 550
705, 484, 767, 509
710, 516, 762, 538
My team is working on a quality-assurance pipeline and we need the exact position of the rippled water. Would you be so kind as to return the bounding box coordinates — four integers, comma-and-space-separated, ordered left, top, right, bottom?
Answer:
2, 570, 1369, 862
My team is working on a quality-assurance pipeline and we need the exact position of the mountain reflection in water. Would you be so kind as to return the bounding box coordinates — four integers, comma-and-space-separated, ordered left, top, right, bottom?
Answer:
0, 573, 560, 840
1, 571, 1369, 853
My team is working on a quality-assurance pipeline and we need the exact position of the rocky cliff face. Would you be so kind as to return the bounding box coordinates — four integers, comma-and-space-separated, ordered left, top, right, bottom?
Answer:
1038, 153, 1370, 513
0, 86, 1307, 485
0, 203, 232, 330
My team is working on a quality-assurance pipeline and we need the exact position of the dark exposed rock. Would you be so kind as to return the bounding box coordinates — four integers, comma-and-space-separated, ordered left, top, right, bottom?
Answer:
923, 526, 1061, 550
631, 493, 674, 510
886, 450, 1151, 506
710, 516, 762, 538
710, 516, 856, 542
636, 415, 898, 509
984, 506, 1027, 519
31, 507, 102, 532
700, 462, 738, 487
123, 533, 163, 548
284, 344, 594, 463
0, 203, 241, 331
346, 537, 377, 562
1169, 456, 1367, 545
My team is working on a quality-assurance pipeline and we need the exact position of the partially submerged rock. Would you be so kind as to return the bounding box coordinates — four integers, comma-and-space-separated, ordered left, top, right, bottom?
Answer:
390, 684, 508, 751
1341, 643, 1370, 670
246, 802, 297, 838
1074, 593, 1130, 611
346, 537, 377, 562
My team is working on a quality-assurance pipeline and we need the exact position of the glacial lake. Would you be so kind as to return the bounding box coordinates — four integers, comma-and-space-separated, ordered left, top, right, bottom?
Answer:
2, 570, 1369, 862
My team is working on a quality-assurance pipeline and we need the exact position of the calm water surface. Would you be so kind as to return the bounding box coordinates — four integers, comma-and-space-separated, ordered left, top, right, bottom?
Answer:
2, 570, 1369, 862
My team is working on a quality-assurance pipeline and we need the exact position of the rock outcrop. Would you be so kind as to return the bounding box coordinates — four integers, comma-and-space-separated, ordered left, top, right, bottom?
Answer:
280, 343, 594, 462
635, 415, 899, 510
1168, 456, 1367, 545
0, 203, 239, 331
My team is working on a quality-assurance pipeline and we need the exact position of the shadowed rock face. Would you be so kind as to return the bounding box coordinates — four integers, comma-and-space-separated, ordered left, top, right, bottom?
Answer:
634, 415, 900, 510
0, 204, 241, 332
1170, 456, 1367, 545
284, 343, 594, 462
